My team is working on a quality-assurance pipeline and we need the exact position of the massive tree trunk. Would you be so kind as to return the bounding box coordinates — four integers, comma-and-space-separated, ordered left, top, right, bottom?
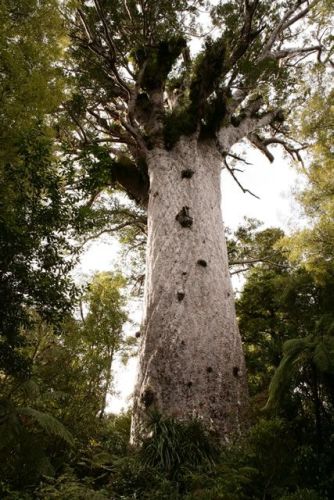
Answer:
131, 137, 248, 442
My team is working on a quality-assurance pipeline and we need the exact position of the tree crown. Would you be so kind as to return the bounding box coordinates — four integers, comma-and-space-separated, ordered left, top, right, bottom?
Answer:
63, 0, 332, 203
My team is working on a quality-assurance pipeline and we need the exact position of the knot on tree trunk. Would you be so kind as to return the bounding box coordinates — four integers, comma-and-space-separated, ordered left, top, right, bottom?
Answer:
176, 206, 193, 228
141, 388, 155, 408
181, 169, 194, 179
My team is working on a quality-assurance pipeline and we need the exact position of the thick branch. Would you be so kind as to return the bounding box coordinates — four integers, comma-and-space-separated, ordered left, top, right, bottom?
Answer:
229, 0, 261, 67
128, 61, 147, 125
111, 159, 149, 206
81, 154, 149, 206
217, 108, 281, 152
248, 134, 307, 163
248, 132, 275, 162
269, 45, 322, 60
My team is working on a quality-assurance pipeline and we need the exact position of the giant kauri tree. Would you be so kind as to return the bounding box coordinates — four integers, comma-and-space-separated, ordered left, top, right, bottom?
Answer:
65, 0, 332, 441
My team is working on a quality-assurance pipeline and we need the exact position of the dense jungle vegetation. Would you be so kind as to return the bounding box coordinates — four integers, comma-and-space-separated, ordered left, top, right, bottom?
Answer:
0, 1, 333, 498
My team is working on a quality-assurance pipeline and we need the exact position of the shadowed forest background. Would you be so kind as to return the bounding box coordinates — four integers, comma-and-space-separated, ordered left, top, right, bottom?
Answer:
0, 0, 333, 498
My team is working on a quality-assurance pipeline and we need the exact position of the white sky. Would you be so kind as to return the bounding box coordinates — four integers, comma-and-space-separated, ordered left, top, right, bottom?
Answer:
75, 148, 302, 414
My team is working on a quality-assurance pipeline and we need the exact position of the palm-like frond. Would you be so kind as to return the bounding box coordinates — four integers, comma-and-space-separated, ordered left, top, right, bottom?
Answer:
20, 379, 41, 400
313, 337, 334, 374
18, 407, 74, 446
0, 401, 20, 450
265, 352, 299, 410
266, 331, 334, 410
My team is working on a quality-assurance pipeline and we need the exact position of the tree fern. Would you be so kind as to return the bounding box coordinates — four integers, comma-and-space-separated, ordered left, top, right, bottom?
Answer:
18, 407, 74, 446
0, 401, 20, 450
313, 337, 334, 374
20, 379, 41, 400
265, 352, 299, 410
266, 332, 334, 409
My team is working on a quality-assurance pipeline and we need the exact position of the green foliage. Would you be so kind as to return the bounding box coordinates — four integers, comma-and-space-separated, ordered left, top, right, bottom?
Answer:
35, 470, 110, 499
266, 330, 334, 410
0, 270, 130, 493
0, 0, 78, 378
18, 407, 74, 446
227, 218, 286, 273
0, 0, 66, 161
163, 105, 196, 149
135, 38, 187, 91
0, 1, 333, 499
105, 415, 334, 499
141, 413, 217, 479
1, 386, 334, 499
237, 234, 334, 400
0, 122, 79, 377
283, 90, 334, 280
66, 0, 332, 167
111, 455, 179, 499
163, 36, 228, 147
0, 397, 72, 491
280, 491, 324, 500
235, 221, 334, 498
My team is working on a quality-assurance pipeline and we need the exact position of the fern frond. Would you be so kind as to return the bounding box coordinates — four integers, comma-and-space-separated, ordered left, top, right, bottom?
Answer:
283, 336, 314, 356
265, 353, 298, 410
20, 379, 41, 400
313, 338, 334, 374
0, 404, 20, 450
266, 332, 334, 410
18, 407, 74, 446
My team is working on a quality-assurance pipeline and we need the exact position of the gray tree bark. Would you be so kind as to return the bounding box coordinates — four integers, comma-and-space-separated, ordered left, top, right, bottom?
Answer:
131, 137, 248, 442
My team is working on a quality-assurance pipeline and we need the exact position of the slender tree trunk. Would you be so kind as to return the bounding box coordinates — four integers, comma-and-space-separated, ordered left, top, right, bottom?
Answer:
131, 137, 248, 442
99, 346, 114, 419
311, 366, 323, 453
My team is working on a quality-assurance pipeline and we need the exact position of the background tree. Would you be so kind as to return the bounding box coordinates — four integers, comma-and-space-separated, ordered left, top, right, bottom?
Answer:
0, 0, 76, 379
79, 272, 133, 418
237, 228, 334, 403
226, 218, 287, 276
0, 271, 131, 493
283, 89, 334, 280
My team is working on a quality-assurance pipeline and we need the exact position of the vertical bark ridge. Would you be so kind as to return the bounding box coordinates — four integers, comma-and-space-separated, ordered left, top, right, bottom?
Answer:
131, 137, 248, 442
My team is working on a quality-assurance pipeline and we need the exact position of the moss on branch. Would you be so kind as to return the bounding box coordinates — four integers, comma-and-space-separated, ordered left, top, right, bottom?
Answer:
163, 37, 229, 148
189, 38, 226, 112
163, 106, 198, 149
134, 37, 187, 91
80, 146, 149, 205
112, 156, 149, 205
